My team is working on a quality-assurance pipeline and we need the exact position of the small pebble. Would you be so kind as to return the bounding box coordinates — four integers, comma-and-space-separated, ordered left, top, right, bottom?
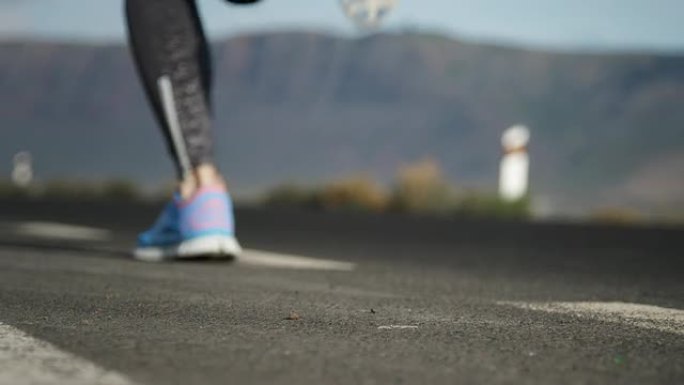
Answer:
285, 311, 301, 321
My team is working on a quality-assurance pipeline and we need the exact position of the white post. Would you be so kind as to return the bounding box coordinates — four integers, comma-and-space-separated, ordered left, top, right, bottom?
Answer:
499, 125, 530, 202
12, 152, 34, 188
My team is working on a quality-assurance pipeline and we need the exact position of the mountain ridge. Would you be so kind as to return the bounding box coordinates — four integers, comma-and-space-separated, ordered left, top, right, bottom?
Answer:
2, 31, 683, 214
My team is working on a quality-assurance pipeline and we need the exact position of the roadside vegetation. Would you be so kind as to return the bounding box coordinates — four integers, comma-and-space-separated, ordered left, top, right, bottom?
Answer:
0, 179, 142, 201
263, 159, 531, 220
3, 167, 680, 224
589, 207, 644, 225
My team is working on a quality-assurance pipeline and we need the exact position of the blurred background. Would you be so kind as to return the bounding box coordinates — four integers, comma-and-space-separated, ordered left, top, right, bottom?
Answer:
1, 0, 683, 224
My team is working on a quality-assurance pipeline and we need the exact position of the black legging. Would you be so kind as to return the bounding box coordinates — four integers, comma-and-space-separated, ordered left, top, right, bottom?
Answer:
125, 0, 259, 179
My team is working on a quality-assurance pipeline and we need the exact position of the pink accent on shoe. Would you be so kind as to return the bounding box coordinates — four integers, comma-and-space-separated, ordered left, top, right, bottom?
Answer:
187, 198, 231, 232
176, 184, 228, 208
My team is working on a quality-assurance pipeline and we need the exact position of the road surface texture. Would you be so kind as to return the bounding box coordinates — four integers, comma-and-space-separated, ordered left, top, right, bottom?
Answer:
0, 199, 683, 384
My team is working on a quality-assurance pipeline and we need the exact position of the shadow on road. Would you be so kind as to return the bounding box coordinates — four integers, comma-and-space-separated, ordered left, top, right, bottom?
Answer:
0, 239, 132, 259
0, 239, 239, 265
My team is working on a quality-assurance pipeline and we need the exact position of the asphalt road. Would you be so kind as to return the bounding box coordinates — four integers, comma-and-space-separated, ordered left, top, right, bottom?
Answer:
0, 199, 683, 384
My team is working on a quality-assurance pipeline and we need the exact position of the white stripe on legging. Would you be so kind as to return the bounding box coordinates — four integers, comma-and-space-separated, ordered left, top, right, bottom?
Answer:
158, 75, 193, 179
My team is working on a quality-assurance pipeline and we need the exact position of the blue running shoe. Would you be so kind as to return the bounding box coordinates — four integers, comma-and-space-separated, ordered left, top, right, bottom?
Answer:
134, 185, 242, 262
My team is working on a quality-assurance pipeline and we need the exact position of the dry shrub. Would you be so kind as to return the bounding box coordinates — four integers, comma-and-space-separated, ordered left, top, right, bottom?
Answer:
263, 183, 318, 208
590, 207, 643, 225
319, 176, 389, 212
390, 158, 454, 213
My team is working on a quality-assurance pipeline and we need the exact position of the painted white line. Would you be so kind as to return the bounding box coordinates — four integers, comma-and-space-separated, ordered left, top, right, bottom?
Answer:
0, 322, 135, 385
498, 301, 684, 336
14, 222, 111, 242
6, 220, 355, 271
377, 325, 419, 330
240, 249, 356, 272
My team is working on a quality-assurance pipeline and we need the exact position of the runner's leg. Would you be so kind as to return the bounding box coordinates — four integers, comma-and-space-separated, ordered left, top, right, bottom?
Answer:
125, 0, 241, 260
125, 0, 214, 180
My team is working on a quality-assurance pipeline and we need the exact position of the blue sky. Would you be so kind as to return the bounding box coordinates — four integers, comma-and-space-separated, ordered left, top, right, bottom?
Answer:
1, 0, 683, 52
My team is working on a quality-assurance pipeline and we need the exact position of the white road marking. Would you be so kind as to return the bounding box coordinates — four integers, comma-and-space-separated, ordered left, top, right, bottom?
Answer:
6, 221, 355, 271
377, 325, 419, 330
240, 249, 356, 272
0, 322, 135, 385
498, 301, 684, 336
14, 222, 111, 242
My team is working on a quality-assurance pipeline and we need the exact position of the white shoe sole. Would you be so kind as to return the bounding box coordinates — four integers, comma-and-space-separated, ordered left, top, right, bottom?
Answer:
134, 234, 242, 263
